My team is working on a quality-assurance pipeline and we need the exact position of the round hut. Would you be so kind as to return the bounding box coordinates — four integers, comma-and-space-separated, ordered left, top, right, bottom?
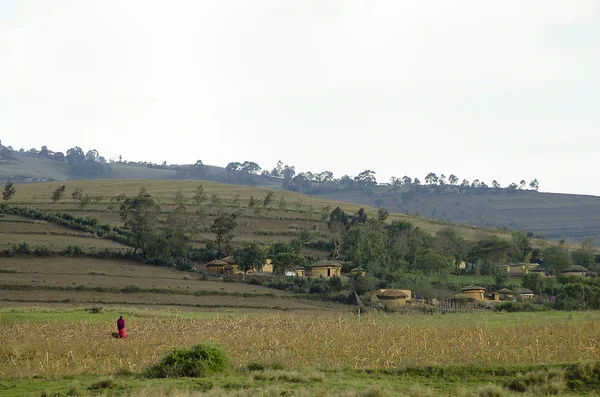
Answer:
205, 259, 228, 274
375, 289, 410, 308
562, 265, 589, 277
459, 285, 486, 301
309, 260, 342, 278
516, 288, 534, 301
295, 266, 306, 277
496, 288, 514, 301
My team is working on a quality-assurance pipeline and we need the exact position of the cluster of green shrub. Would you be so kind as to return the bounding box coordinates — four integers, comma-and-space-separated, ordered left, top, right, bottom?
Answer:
0, 204, 131, 245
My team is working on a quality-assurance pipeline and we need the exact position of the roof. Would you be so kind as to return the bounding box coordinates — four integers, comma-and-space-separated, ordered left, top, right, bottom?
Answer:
310, 260, 343, 269
206, 259, 228, 266
295, 266, 305, 270
497, 288, 513, 294
351, 266, 366, 272
460, 285, 486, 292
562, 265, 588, 273
516, 288, 534, 294
375, 289, 409, 299
221, 256, 236, 264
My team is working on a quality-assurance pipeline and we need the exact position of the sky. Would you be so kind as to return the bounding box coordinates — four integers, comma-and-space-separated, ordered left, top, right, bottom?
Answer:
1, 0, 599, 195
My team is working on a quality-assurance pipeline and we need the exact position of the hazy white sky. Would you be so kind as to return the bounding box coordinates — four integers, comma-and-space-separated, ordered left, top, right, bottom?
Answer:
1, 1, 599, 195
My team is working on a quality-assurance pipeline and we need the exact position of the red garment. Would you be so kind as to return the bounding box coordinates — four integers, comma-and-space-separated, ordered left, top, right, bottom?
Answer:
117, 318, 125, 330
118, 328, 128, 338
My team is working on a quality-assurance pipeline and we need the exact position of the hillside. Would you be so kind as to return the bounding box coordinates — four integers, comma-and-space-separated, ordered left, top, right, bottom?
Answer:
2, 154, 600, 243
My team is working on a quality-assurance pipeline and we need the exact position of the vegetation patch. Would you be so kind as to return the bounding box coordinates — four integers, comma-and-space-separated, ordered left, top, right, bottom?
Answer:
145, 343, 231, 378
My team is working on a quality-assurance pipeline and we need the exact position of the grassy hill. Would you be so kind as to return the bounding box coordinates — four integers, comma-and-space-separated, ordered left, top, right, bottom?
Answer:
3, 155, 600, 243
5, 179, 582, 254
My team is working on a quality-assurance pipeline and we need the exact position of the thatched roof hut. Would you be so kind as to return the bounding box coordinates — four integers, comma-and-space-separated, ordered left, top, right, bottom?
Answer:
206, 259, 228, 274
515, 288, 534, 301
375, 289, 411, 308
562, 265, 589, 277
309, 260, 342, 278
459, 285, 486, 301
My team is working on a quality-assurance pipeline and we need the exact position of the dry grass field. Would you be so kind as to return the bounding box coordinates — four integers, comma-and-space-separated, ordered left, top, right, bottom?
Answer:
1, 309, 599, 379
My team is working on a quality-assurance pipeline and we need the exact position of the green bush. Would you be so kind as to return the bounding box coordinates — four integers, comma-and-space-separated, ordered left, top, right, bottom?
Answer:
566, 361, 600, 390
507, 368, 565, 394
144, 343, 231, 378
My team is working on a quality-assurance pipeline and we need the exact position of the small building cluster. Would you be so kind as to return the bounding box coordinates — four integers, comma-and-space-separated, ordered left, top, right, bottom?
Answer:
451, 285, 535, 303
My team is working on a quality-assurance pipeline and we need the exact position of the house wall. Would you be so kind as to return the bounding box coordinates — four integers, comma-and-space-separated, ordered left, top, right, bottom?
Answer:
206, 265, 224, 274
462, 290, 485, 300
296, 269, 305, 277
563, 271, 584, 277
382, 297, 409, 308
309, 267, 341, 278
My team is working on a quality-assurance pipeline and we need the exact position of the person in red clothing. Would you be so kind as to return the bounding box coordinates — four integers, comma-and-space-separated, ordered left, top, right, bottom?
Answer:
117, 315, 128, 338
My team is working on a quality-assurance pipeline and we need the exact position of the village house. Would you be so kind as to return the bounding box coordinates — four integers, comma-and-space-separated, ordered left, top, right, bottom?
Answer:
308, 260, 342, 278
261, 258, 274, 274
374, 289, 412, 308
506, 262, 539, 276
496, 288, 514, 301
295, 267, 306, 277
459, 285, 486, 301
205, 259, 229, 274
562, 265, 589, 278
515, 288, 535, 301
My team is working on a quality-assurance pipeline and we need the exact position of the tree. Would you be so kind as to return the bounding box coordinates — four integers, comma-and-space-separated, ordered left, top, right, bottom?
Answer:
51, 185, 66, 202
461, 179, 470, 187
234, 243, 266, 274
71, 187, 83, 202
328, 207, 351, 259
263, 191, 275, 208
272, 252, 306, 275
448, 174, 459, 185
402, 175, 413, 186
519, 180, 527, 190
377, 207, 389, 222
271, 160, 284, 178
77, 194, 92, 210
119, 187, 161, 255
424, 172, 438, 185
192, 185, 206, 206
66, 147, 85, 165
414, 249, 453, 275
529, 179, 539, 191
439, 174, 447, 185
210, 214, 238, 257
278, 196, 287, 211
248, 196, 258, 208
543, 245, 572, 274
492, 180, 500, 189
471, 179, 481, 188
2, 181, 16, 201
53, 152, 65, 163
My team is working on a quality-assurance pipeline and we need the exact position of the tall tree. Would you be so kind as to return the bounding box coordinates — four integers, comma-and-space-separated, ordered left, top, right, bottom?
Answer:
529, 179, 539, 191
209, 213, 238, 257
424, 172, 438, 185
543, 245, 571, 274
234, 243, 266, 274
119, 187, 161, 255
2, 181, 16, 201
51, 185, 66, 202
448, 174, 459, 185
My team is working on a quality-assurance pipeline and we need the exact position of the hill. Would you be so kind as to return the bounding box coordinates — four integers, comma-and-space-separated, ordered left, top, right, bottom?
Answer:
2, 153, 600, 243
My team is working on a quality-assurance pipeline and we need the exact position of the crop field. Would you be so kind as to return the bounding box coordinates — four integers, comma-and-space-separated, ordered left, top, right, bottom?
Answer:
6, 179, 517, 247
1, 308, 600, 396
0, 257, 338, 313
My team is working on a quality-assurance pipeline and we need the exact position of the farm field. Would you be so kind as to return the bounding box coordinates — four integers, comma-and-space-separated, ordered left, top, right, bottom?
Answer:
0, 257, 338, 313
4, 179, 575, 250
1, 308, 600, 396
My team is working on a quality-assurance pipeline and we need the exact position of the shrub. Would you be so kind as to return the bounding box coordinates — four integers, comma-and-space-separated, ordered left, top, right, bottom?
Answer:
492, 301, 551, 313
144, 343, 231, 378
507, 368, 565, 394
566, 361, 600, 390
477, 384, 506, 397
88, 378, 116, 390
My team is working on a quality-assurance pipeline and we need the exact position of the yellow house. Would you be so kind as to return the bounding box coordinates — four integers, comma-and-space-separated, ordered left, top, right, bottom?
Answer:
515, 288, 534, 301
375, 289, 411, 308
206, 259, 229, 274
459, 285, 486, 301
506, 262, 539, 276
295, 267, 306, 277
562, 265, 588, 277
261, 258, 274, 274
496, 288, 514, 301
308, 260, 342, 278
